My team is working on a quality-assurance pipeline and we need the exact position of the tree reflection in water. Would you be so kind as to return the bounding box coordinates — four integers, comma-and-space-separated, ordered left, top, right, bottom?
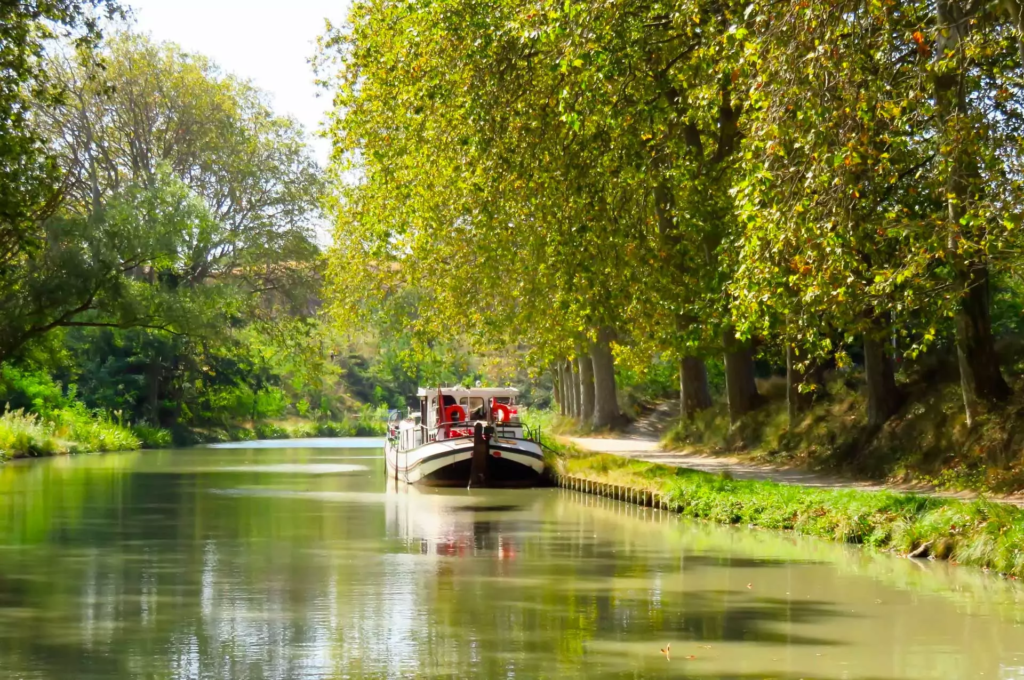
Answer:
0, 445, 1019, 679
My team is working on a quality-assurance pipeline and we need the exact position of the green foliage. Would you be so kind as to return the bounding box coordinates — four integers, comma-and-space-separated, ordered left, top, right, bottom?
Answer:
319, 0, 1024, 441
0, 1, 119, 288
253, 422, 290, 440
0, 410, 62, 459
51, 404, 140, 452
131, 425, 172, 449
0, 27, 349, 449
0, 364, 68, 413
1, 30, 325, 425
0, 404, 142, 459
521, 408, 577, 437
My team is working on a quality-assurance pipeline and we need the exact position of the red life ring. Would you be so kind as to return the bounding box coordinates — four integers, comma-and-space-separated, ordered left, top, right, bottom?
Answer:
444, 404, 466, 423
491, 401, 512, 423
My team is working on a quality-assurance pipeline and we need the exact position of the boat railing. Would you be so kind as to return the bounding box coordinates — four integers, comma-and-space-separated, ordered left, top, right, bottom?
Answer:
395, 417, 539, 448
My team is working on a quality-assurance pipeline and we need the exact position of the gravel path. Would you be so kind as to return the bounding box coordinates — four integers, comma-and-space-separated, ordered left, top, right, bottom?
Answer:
566, 435, 889, 490
565, 403, 1024, 504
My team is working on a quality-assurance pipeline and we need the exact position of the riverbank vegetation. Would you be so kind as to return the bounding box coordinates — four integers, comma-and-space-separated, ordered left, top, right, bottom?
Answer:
320, 0, 1024, 490
0, 5, 416, 459
546, 441, 1024, 578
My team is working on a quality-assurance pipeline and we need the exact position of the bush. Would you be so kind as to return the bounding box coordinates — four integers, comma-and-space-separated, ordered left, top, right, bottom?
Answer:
355, 405, 388, 435
204, 386, 257, 425
0, 404, 141, 457
254, 422, 289, 440
50, 405, 140, 452
255, 387, 289, 419
0, 364, 69, 413
288, 421, 320, 438
0, 409, 63, 459
314, 421, 351, 437
521, 408, 582, 436
132, 424, 173, 449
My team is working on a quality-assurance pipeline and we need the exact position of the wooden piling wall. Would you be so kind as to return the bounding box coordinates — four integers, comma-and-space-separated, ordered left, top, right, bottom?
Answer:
550, 473, 674, 512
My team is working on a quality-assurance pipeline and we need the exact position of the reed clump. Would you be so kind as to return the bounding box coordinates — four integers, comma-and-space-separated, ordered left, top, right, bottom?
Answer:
0, 406, 143, 459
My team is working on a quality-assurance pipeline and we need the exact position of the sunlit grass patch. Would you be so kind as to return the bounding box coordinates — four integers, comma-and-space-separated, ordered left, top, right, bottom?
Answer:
0, 409, 64, 459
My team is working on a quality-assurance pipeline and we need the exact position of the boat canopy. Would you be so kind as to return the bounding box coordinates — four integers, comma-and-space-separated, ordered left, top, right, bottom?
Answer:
415, 386, 519, 400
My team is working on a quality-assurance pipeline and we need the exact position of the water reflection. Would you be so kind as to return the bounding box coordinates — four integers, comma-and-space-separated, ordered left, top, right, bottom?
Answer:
0, 443, 1020, 679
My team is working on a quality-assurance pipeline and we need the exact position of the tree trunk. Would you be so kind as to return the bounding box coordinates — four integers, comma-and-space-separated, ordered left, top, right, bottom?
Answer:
863, 323, 902, 429
148, 360, 161, 425
560, 362, 570, 416
722, 325, 761, 423
782, 346, 815, 426
591, 327, 621, 429
552, 367, 563, 415
1001, 0, 1024, 65
934, 0, 1011, 425
578, 351, 596, 423
955, 266, 1011, 422
568, 359, 581, 419
680, 356, 712, 419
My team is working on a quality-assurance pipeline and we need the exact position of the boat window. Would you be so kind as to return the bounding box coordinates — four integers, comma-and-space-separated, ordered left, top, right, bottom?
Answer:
459, 397, 485, 420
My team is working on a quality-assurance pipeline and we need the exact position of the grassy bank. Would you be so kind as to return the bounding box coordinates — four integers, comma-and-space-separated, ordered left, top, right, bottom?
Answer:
0, 406, 388, 461
660, 366, 1024, 494
544, 438, 1024, 579
177, 413, 388, 447
0, 408, 141, 459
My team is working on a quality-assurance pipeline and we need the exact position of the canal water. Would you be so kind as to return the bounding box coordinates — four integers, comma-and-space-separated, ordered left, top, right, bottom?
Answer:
0, 439, 1022, 679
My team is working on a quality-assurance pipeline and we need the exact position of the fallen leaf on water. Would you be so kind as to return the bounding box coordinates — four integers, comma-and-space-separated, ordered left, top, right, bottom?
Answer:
747, 583, 753, 589
685, 655, 696, 660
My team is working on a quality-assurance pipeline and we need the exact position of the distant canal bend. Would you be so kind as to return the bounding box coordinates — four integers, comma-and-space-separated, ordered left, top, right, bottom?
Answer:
0, 439, 1021, 679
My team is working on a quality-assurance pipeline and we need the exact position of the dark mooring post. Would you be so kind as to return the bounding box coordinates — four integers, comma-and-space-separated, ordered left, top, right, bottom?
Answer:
469, 422, 491, 488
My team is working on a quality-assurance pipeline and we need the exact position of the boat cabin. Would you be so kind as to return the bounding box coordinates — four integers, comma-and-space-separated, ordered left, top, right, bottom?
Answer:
415, 386, 520, 429
386, 385, 544, 487
393, 387, 524, 451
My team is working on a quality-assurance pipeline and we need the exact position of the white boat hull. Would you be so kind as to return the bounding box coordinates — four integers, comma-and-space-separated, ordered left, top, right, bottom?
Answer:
385, 435, 545, 487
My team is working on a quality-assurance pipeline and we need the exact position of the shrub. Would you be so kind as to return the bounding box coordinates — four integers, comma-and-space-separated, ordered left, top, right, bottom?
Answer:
355, 405, 388, 436
0, 409, 63, 458
254, 422, 289, 440
254, 387, 288, 419
132, 424, 173, 449
287, 422, 320, 438
50, 406, 140, 452
0, 364, 69, 413
227, 426, 257, 442
204, 386, 256, 424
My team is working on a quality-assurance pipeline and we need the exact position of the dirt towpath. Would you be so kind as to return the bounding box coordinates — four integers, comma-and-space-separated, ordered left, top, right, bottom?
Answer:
565, 402, 1024, 504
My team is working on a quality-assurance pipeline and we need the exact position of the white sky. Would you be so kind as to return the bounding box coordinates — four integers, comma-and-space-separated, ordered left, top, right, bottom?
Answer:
125, 0, 349, 164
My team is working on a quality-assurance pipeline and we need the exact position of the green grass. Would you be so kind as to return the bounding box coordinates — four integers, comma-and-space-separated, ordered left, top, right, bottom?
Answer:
51, 406, 141, 452
520, 407, 584, 436
658, 371, 1024, 494
131, 424, 174, 449
0, 406, 145, 459
0, 410, 63, 459
2, 403, 387, 460
546, 438, 1024, 578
